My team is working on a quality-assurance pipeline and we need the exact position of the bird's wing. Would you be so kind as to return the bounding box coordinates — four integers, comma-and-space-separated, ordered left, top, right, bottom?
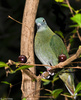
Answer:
50, 34, 69, 59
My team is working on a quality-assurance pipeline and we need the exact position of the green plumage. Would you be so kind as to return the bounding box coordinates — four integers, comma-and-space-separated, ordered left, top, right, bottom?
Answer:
35, 26, 69, 68
34, 17, 77, 99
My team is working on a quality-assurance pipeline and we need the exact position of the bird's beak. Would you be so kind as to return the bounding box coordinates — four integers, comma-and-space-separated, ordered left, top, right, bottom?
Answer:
37, 23, 41, 27
36, 23, 41, 29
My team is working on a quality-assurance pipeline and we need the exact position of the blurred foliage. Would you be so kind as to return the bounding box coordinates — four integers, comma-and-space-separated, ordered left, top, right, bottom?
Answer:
0, 0, 81, 100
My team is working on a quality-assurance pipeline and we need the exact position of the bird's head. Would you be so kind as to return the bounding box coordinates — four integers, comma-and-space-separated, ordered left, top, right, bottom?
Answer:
35, 17, 47, 31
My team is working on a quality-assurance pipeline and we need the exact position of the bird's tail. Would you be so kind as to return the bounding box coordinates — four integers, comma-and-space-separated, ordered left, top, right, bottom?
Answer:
59, 70, 77, 99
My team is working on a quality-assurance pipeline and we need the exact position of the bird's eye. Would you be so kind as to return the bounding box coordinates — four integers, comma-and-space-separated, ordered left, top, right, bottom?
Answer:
43, 19, 45, 22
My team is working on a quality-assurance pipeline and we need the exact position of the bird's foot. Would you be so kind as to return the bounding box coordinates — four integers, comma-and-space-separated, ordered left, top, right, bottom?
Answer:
41, 69, 54, 79
41, 71, 50, 79
47, 68, 54, 76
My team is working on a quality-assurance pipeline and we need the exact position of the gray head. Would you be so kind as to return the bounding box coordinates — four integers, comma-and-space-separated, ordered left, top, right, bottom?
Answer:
35, 17, 47, 31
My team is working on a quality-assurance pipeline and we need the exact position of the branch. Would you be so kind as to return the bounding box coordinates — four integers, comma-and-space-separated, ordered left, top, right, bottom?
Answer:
43, 46, 81, 77
76, 27, 81, 41
6, 46, 81, 78
65, 0, 74, 15
65, 0, 81, 53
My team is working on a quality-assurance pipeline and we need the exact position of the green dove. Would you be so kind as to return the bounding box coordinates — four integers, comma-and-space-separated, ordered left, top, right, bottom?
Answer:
34, 17, 77, 99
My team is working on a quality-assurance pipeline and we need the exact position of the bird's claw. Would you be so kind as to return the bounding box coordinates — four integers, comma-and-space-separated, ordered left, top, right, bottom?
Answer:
41, 70, 54, 79
41, 71, 50, 79
47, 68, 54, 76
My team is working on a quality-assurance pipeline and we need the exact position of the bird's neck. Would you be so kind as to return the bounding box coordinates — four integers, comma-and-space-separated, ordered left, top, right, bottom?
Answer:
36, 26, 55, 42
37, 25, 47, 32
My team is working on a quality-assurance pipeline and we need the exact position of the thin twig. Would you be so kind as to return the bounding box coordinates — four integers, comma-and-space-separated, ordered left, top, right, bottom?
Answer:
61, 93, 73, 98
76, 27, 81, 41
8, 15, 22, 24
65, 0, 74, 15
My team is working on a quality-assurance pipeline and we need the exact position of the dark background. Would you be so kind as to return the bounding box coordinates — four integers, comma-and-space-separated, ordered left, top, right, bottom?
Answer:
0, 0, 81, 100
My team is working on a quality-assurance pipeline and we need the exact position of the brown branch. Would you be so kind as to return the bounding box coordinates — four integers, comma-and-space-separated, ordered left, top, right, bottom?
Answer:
51, 46, 81, 69
8, 15, 22, 24
20, 0, 39, 99
65, 0, 74, 52
6, 46, 81, 78
25, 88, 43, 98
76, 27, 81, 41
65, 0, 74, 15
61, 94, 73, 99
67, 43, 71, 53
65, 0, 81, 53
43, 46, 81, 78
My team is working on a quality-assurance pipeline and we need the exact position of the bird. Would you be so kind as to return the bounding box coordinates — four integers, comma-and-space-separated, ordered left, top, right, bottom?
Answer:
34, 17, 77, 99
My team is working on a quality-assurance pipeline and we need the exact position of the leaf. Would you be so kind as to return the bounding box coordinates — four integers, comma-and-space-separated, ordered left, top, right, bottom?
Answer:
43, 81, 51, 85
55, 31, 64, 39
15, 65, 34, 72
74, 82, 81, 94
1, 81, 12, 86
69, 37, 74, 44
61, 4, 75, 11
52, 69, 64, 83
52, 72, 59, 83
55, 0, 64, 2
41, 78, 50, 82
79, 45, 81, 49
52, 77, 59, 83
70, 29, 77, 34
61, 4, 69, 8
77, 93, 81, 96
41, 78, 51, 85
0, 62, 8, 67
70, 14, 81, 27
22, 98, 26, 100
75, 9, 81, 14
70, 24, 79, 27
52, 89, 63, 99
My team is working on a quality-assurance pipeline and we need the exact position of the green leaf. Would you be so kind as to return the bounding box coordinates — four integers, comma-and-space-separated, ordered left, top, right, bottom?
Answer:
52, 69, 64, 83
55, 31, 64, 39
75, 9, 81, 14
74, 82, 81, 94
55, 0, 64, 2
69, 36, 74, 44
43, 81, 51, 85
52, 77, 59, 83
61, 4, 69, 8
79, 45, 81, 49
52, 72, 59, 83
0, 62, 8, 67
77, 93, 81, 96
15, 65, 34, 72
52, 89, 63, 99
70, 13, 81, 27
70, 29, 77, 34
61, 4, 75, 11
41, 78, 50, 82
41, 78, 51, 85
1, 81, 12, 86
22, 98, 26, 100
70, 24, 79, 27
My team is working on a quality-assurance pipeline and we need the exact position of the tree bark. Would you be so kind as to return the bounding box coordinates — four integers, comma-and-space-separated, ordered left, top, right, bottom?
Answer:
20, 0, 39, 100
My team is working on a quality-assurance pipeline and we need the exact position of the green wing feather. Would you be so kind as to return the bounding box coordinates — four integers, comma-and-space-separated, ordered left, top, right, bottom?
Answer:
50, 34, 69, 59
